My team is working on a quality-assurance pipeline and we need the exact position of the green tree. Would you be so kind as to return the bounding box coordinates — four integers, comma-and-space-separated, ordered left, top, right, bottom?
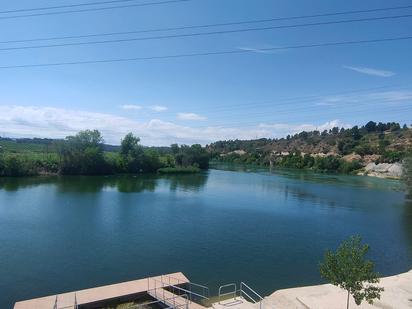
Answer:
364, 121, 377, 132
320, 236, 383, 309
57, 129, 108, 175
403, 156, 412, 199
120, 133, 144, 173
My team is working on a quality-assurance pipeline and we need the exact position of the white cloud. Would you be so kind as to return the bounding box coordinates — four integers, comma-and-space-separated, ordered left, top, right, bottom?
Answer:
177, 112, 207, 121
0, 106, 355, 146
121, 104, 142, 110
0, 105, 266, 145
317, 90, 412, 106
259, 120, 351, 135
150, 105, 168, 112
343, 65, 395, 77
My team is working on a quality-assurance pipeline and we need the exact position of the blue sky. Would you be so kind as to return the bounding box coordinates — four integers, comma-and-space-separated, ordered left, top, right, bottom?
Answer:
0, 0, 411, 145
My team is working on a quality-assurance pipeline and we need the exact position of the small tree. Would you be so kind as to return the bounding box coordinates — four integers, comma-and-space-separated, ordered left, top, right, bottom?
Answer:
320, 236, 383, 309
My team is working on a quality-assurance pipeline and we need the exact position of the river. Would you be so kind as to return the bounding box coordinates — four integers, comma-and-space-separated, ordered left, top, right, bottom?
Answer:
0, 166, 411, 308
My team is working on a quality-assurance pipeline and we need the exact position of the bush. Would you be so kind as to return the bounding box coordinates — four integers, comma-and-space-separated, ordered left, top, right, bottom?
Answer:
313, 156, 341, 172
0, 155, 38, 177
379, 151, 404, 163
340, 160, 363, 174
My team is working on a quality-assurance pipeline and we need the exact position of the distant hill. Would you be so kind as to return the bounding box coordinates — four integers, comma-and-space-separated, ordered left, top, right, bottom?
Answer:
0, 137, 175, 154
207, 121, 412, 174
0, 137, 121, 153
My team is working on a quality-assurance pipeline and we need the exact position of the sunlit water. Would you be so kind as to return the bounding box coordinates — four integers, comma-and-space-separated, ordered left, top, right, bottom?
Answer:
0, 166, 411, 308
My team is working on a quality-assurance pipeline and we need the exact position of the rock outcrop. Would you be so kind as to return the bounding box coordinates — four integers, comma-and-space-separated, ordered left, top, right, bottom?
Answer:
360, 162, 403, 179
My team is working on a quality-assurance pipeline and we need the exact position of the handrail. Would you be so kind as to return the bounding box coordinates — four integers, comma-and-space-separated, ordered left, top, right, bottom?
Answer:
151, 276, 210, 300
160, 274, 210, 299
240, 282, 263, 309
240, 282, 263, 302
218, 283, 237, 304
163, 274, 209, 290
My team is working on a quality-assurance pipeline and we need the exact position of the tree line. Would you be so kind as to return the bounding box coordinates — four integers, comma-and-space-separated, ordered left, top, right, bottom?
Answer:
0, 130, 209, 177
209, 121, 412, 173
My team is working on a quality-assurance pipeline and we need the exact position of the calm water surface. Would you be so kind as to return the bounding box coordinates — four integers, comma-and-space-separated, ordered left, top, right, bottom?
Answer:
0, 167, 411, 308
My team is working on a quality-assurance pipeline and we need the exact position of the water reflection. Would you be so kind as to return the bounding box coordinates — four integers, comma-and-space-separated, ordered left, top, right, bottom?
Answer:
165, 173, 209, 192
404, 201, 412, 253
211, 162, 403, 192
0, 172, 209, 193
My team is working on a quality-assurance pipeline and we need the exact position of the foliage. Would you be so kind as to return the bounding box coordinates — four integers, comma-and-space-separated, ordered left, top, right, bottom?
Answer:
56, 130, 110, 175
0, 131, 210, 177
320, 236, 384, 308
378, 150, 405, 163
403, 156, 412, 199
172, 144, 209, 169
210, 121, 412, 173
269, 153, 362, 174
0, 155, 39, 177
120, 133, 145, 172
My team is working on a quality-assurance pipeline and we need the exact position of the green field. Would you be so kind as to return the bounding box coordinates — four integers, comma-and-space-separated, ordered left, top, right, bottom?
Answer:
0, 140, 54, 154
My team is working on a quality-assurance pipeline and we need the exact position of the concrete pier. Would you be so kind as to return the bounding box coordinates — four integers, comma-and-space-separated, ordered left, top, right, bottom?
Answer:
14, 272, 189, 309
263, 269, 412, 309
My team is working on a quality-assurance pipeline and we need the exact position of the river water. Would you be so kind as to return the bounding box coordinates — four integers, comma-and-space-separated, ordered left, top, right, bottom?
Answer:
0, 166, 411, 308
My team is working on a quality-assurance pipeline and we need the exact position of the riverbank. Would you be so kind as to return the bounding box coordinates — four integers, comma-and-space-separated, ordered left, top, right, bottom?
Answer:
211, 161, 404, 180
264, 269, 412, 309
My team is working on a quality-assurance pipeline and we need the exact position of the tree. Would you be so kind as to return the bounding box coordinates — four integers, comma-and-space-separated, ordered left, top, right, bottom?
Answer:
320, 236, 383, 309
57, 130, 108, 175
365, 121, 377, 132
403, 156, 412, 199
171, 144, 209, 169
120, 133, 144, 173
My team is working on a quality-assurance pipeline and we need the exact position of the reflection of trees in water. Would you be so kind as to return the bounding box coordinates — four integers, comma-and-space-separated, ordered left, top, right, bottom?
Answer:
404, 201, 412, 254
105, 175, 157, 193
162, 172, 208, 192
0, 173, 209, 193
0, 177, 57, 191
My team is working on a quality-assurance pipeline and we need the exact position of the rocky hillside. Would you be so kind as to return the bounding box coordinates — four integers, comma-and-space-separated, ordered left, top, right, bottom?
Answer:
208, 121, 412, 177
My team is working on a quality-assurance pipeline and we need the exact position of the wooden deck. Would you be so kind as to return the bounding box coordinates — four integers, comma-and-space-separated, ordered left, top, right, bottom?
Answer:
14, 272, 189, 309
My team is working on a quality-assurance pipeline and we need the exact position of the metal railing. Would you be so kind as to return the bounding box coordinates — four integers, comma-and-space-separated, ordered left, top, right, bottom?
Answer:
240, 282, 263, 309
218, 282, 264, 309
218, 283, 237, 304
149, 274, 210, 304
162, 274, 210, 301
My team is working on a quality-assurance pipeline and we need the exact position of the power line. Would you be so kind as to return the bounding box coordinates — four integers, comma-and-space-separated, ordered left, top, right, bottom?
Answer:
1, 14, 412, 52
0, 0, 161, 14
198, 100, 412, 125
201, 97, 412, 122
1, 4, 412, 42
1, 35, 411, 69
142, 84, 409, 117
192, 105, 412, 129
7, 14, 412, 50
0, 0, 194, 20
